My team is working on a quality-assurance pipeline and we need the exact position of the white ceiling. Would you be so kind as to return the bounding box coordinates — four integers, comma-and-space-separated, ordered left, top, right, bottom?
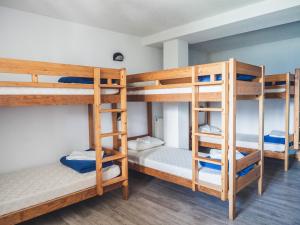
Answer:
0, 0, 263, 36
191, 21, 300, 53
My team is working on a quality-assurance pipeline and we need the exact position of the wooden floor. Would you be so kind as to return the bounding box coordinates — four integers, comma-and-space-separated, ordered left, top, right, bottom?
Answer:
22, 158, 300, 225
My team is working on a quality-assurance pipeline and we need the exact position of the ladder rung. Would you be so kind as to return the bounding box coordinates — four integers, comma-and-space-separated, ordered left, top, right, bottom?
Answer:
193, 81, 223, 86
102, 152, 126, 163
194, 132, 223, 139
100, 132, 127, 138
195, 156, 222, 165
100, 108, 125, 113
102, 176, 127, 187
99, 84, 125, 88
194, 107, 223, 112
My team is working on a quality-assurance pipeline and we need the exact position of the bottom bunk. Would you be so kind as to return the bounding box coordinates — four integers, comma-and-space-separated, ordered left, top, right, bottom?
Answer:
0, 163, 121, 224
194, 124, 296, 160
128, 145, 260, 199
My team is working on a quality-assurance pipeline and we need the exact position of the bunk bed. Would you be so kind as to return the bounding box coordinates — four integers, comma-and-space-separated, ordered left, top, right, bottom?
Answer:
294, 69, 300, 162
0, 58, 128, 225
263, 72, 299, 171
126, 59, 264, 220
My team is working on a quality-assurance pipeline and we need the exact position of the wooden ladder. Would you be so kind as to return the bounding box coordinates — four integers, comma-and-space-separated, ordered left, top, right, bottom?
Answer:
191, 63, 229, 201
93, 68, 128, 196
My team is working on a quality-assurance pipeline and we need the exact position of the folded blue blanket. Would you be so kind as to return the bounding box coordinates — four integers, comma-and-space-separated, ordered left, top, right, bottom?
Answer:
198, 73, 255, 82
60, 152, 113, 173
58, 77, 108, 84
199, 153, 254, 177
264, 135, 293, 146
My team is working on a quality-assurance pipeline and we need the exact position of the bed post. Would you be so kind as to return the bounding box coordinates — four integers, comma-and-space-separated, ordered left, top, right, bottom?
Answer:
258, 65, 265, 194
191, 66, 199, 192
294, 69, 300, 160
147, 102, 153, 136
284, 73, 290, 171
112, 103, 119, 149
93, 67, 103, 195
88, 104, 94, 149
120, 68, 129, 200
228, 58, 237, 220
221, 62, 229, 201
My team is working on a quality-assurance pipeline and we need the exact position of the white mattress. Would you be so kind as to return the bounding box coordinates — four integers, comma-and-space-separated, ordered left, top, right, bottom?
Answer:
0, 87, 119, 95
0, 163, 120, 216
128, 146, 221, 186
127, 86, 222, 95
200, 133, 286, 152
265, 88, 286, 93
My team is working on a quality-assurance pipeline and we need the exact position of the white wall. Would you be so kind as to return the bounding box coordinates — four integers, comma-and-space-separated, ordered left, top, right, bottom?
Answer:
188, 48, 209, 66
190, 37, 300, 134
0, 7, 162, 173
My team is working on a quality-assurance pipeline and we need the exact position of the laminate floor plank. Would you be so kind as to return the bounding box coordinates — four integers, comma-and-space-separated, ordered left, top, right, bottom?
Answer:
22, 159, 300, 225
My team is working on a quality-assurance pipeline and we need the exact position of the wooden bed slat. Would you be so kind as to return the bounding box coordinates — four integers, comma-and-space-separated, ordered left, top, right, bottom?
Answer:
236, 151, 260, 172
0, 58, 122, 79
127, 67, 193, 83
236, 165, 261, 193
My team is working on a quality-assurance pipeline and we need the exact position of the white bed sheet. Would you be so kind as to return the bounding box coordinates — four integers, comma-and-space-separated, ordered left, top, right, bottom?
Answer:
0, 164, 120, 216
128, 146, 221, 186
0, 87, 119, 95
265, 88, 286, 93
200, 133, 286, 152
127, 86, 222, 95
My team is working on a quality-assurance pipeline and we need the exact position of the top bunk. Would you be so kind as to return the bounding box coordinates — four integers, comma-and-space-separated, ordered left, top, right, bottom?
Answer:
264, 73, 296, 99
127, 59, 264, 102
0, 58, 125, 106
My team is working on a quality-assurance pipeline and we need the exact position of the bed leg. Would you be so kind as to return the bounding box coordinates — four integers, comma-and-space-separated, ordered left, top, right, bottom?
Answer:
284, 158, 289, 172
229, 195, 236, 220
122, 180, 129, 200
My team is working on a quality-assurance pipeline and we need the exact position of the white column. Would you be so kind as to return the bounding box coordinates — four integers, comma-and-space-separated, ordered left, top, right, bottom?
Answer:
163, 39, 189, 149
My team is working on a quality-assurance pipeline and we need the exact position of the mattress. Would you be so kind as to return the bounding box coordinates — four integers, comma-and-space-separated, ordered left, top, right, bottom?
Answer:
128, 146, 221, 186
0, 163, 120, 216
200, 133, 286, 152
265, 88, 286, 93
0, 87, 119, 95
127, 86, 221, 95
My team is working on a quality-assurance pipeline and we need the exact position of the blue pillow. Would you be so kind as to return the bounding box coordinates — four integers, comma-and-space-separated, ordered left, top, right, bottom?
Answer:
58, 77, 108, 84
60, 152, 113, 173
198, 74, 255, 82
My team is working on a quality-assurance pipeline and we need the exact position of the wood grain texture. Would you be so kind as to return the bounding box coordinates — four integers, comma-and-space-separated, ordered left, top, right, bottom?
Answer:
0, 95, 120, 106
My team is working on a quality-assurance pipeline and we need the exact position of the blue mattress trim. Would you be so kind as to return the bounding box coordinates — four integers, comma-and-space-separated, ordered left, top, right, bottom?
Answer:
58, 77, 108, 84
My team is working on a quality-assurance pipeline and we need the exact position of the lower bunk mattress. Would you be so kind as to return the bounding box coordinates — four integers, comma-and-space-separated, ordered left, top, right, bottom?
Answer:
0, 163, 120, 216
200, 133, 287, 152
128, 146, 222, 186
0, 87, 119, 95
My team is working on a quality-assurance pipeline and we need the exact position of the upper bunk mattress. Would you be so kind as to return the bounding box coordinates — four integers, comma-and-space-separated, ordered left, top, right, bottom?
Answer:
0, 163, 120, 216
128, 146, 221, 186
0, 87, 119, 95
200, 133, 286, 152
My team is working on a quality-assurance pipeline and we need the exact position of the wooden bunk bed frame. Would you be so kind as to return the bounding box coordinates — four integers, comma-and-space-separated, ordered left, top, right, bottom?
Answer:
294, 69, 300, 161
127, 59, 264, 220
263, 72, 299, 171
198, 72, 297, 171
0, 58, 128, 225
